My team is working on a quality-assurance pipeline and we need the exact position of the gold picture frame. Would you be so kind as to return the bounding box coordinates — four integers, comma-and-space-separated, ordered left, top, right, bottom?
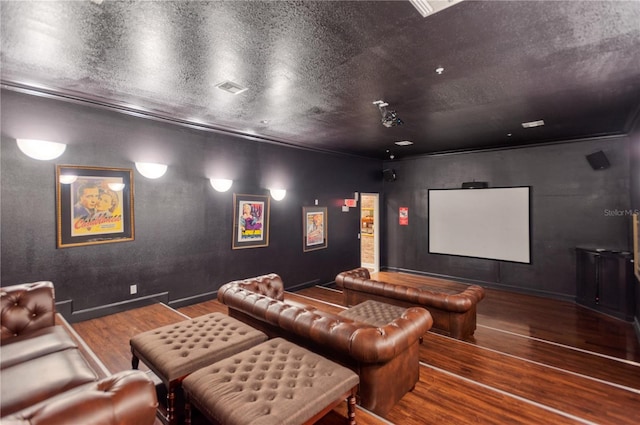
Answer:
633, 212, 640, 281
56, 165, 134, 248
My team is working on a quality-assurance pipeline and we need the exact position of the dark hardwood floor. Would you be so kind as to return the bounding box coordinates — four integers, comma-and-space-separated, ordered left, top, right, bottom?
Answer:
71, 271, 640, 424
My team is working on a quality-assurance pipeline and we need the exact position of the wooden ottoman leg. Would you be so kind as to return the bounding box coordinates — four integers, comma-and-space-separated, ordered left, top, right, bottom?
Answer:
184, 398, 192, 425
347, 388, 357, 425
131, 351, 139, 369
166, 384, 177, 425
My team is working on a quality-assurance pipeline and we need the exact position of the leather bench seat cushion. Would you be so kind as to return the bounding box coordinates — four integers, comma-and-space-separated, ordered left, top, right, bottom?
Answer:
1, 348, 98, 416
130, 312, 267, 382
339, 300, 409, 327
0, 326, 77, 369
183, 338, 359, 425
3, 370, 158, 425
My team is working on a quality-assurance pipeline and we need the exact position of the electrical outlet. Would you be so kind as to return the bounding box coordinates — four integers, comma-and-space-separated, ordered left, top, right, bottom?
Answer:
130, 284, 137, 295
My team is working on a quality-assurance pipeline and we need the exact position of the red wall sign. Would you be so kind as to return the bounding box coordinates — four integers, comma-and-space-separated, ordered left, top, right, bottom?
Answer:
399, 207, 408, 225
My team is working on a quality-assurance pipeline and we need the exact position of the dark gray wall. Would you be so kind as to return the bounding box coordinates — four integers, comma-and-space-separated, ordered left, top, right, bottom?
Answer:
1, 90, 382, 320
2, 88, 636, 325
630, 119, 640, 331
382, 137, 631, 300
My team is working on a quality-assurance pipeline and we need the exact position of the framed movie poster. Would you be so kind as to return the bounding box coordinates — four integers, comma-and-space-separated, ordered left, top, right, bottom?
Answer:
56, 165, 134, 248
303, 206, 327, 252
232, 194, 270, 249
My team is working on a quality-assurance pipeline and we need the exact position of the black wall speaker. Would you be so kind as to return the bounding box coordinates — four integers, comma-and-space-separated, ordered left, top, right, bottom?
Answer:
461, 181, 488, 189
382, 169, 396, 182
586, 151, 610, 170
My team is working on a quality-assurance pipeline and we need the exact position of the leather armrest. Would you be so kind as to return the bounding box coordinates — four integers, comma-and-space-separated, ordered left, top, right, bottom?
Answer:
350, 307, 432, 362
335, 268, 371, 287
219, 273, 284, 301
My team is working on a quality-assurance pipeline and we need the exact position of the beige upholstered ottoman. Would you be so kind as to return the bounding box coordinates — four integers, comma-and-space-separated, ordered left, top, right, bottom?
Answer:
130, 312, 267, 425
339, 299, 408, 327
339, 299, 424, 344
182, 337, 359, 425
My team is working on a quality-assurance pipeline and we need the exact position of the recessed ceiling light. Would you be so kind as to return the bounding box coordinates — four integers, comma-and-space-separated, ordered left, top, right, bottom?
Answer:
521, 120, 545, 128
395, 140, 414, 146
507, 133, 512, 137
435, 67, 444, 75
215, 80, 248, 95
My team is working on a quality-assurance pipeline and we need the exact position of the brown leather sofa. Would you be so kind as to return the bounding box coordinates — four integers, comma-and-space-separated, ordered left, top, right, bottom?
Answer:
336, 268, 485, 340
217, 273, 433, 416
0, 281, 158, 424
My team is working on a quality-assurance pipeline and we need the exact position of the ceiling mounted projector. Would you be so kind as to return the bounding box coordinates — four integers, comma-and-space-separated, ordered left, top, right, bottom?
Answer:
373, 100, 404, 128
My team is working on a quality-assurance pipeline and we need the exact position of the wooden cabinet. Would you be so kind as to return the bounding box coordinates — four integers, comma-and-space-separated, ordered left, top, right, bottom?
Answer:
576, 247, 635, 321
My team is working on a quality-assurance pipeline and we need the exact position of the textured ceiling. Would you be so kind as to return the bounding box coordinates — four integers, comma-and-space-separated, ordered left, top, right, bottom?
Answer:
2, 1, 640, 159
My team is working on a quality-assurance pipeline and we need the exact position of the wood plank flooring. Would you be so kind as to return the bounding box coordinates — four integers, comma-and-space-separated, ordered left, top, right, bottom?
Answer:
71, 271, 640, 425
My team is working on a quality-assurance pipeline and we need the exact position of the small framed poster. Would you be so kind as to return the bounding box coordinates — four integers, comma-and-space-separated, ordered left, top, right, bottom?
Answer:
232, 194, 270, 249
56, 165, 134, 248
303, 206, 328, 252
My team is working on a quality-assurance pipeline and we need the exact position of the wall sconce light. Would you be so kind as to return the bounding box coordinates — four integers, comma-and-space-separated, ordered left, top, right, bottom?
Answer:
59, 174, 78, 184
135, 162, 167, 179
270, 188, 286, 201
17, 139, 67, 160
210, 178, 233, 192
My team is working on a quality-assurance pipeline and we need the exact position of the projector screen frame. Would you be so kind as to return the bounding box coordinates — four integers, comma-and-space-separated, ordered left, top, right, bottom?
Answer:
427, 186, 532, 264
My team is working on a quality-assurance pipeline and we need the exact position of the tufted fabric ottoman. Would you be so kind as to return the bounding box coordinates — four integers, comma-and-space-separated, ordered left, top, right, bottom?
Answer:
182, 337, 359, 425
130, 312, 267, 425
339, 299, 424, 344
338, 299, 407, 327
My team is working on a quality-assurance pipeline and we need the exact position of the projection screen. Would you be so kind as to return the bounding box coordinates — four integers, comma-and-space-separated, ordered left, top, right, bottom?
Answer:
428, 187, 531, 263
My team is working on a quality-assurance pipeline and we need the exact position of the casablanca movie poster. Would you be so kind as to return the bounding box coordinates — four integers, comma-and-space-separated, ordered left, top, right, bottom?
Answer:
56, 165, 133, 248
71, 177, 125, 237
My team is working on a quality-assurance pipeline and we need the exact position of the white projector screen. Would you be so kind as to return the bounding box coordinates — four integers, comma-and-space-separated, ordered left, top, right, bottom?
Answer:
428, 187, 531, 263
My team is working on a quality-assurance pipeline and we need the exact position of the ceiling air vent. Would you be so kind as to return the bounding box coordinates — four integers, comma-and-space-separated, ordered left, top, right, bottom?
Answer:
215, 80, 248, 95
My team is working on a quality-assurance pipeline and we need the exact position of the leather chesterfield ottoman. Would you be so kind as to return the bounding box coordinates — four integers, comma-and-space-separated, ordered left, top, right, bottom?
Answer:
183, 337, 359, 425
130, 312, 267, 425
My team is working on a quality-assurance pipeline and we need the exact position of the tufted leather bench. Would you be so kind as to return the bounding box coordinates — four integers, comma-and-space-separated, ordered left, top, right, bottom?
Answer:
1, 281, 158, 424
218, 274, 433, 415
183, 337, 359, 425
130, 312, 267, 425
336, 268, 485, 340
